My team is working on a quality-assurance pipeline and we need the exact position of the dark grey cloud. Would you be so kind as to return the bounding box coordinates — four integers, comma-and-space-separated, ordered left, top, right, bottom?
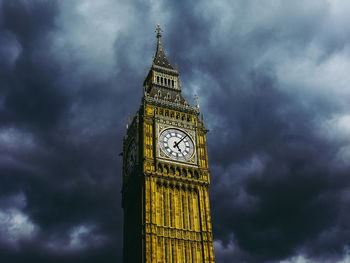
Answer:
1, 0, 350, 262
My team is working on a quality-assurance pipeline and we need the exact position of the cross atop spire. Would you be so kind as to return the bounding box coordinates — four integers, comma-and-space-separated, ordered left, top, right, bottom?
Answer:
153, 24, 174, 70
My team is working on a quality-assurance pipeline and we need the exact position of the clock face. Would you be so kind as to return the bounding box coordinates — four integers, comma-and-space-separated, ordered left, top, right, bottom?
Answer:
159, 128, 194, 161
126, 140, 136, 174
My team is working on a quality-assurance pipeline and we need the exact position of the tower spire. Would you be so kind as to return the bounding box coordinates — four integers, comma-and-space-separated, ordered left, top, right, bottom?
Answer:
153, 24, 174, 69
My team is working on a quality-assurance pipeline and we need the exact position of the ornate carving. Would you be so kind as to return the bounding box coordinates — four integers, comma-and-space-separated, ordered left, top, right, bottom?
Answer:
144, 96, 199, 115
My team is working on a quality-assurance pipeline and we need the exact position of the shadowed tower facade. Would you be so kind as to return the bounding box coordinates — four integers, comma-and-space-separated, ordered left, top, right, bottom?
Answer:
122, 25, 215, 263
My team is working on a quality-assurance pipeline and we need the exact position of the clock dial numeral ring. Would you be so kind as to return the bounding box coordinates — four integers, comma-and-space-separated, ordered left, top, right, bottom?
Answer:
159, 128, 194, 161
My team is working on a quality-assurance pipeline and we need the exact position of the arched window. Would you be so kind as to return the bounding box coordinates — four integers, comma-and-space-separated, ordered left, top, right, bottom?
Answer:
169, 193, 173, 227
157, 76, 159, 83
182, 195, 186, 228
163, 191, 167, 226
194, 171, 199, 179
172, 80, 174, 87
161, 77, 163, 84
188, 196, 192, 229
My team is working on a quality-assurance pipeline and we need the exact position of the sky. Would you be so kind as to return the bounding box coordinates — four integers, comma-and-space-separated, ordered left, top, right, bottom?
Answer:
1, 0, 350, 262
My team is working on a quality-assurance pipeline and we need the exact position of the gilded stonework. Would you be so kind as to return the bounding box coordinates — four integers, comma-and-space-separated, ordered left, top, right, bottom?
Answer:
121, 25, 215, 263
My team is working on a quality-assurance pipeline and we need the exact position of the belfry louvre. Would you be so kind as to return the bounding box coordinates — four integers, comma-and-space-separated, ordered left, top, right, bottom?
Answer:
122, 25, 215, 263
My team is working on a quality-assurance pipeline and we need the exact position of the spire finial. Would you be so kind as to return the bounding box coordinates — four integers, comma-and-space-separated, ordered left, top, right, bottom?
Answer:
156, 24, 162, 39
155, 24, 163, 50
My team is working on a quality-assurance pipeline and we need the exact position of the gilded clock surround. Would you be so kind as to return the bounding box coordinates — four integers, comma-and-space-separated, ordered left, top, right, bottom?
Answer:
122, 25, 215, 263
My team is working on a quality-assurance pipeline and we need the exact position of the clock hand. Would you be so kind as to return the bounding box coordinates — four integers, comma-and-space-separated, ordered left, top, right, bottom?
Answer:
173, 134, 187, 148
172, 141, 181, 152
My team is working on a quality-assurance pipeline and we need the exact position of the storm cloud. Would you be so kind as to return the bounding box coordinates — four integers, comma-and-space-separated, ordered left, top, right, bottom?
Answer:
1, 0, 350, 262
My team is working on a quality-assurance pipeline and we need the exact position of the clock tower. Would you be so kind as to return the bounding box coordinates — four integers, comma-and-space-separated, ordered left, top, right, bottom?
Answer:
122, 25, 215, 263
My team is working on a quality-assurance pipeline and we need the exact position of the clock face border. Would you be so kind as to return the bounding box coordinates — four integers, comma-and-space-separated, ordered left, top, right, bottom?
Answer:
159, 128, 194, 161
156, 123, 198, 166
